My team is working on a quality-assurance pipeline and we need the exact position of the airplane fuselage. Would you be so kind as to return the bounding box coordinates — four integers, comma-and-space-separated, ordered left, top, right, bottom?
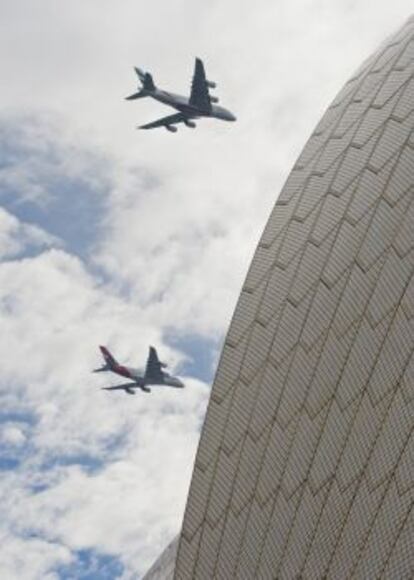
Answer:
150, 89, 236, 122
109, 363, 184, 389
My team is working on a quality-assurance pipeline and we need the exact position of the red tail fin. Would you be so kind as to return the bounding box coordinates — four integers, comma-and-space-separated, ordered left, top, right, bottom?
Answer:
99, 346, 118, 368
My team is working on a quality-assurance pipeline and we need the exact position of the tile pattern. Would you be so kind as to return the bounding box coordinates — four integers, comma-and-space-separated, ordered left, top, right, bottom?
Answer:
174, 15, 414, 579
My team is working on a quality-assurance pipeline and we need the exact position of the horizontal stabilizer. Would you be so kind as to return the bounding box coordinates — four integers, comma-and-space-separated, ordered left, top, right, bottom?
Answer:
125, 91, 147, 100
92, 366, 109, 373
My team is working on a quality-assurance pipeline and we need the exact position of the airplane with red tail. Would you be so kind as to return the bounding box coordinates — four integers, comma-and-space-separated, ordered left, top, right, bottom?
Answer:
94, 345, 184, 394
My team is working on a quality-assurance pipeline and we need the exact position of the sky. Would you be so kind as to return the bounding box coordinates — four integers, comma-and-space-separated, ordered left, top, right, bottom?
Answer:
0, 1, 413, 578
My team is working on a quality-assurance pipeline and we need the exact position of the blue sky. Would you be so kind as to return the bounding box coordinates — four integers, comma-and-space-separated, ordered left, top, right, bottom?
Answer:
0, 1, 413, 578
0, 119, 110, 259
57, 550, 124, 579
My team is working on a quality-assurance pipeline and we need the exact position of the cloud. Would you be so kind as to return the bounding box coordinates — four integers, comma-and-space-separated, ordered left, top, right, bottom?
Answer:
0, 533, 72, 580
1, 424, 27, 446
0, 207, 58, 259
0, 381, 207, 576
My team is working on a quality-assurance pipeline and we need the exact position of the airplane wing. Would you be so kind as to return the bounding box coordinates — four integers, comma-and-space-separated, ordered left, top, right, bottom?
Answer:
139, 112, 190, 131
144, 346, 165, 382
101, 383, 137, 395
189, 58, 212, 113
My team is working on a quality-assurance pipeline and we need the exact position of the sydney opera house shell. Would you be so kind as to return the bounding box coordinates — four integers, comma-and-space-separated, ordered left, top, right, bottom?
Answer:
145, 15, 414, 579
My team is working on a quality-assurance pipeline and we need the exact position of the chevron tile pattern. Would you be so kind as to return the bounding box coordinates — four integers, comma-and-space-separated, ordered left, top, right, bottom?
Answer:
171, 15, 414, 580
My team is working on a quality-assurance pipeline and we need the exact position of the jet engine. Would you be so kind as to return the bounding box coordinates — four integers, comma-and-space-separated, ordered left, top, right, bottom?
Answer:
166, 125, 178, 133
210, 96, 219, 103
206, 80, 216, 89
184, 119, 196, 128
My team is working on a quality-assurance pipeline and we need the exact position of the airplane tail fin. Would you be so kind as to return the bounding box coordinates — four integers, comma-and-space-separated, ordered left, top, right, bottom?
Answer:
125, 68, 156, 100
141, 71, 156, 91
95, 346, 118, 371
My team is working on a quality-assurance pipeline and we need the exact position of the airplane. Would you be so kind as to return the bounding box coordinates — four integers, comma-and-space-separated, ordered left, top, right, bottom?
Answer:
125, 57, 236, 132
93, 345, 184, 394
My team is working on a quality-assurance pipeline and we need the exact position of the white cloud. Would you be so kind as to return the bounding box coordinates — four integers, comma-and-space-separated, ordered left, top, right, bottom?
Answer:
0, 207, 58, 259
0, 533, 72, 580
1, 425, 26, 446
0, 383, 207, 574
13, 385, 204, 566
0, 376, 207, 576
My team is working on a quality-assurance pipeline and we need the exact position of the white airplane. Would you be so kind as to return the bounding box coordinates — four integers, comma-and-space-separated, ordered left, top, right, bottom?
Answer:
126, 57, 236, 132
94, 345, 184, 394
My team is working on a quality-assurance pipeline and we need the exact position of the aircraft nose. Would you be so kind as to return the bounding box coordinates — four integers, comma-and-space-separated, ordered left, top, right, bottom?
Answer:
228, 112, 237, 121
